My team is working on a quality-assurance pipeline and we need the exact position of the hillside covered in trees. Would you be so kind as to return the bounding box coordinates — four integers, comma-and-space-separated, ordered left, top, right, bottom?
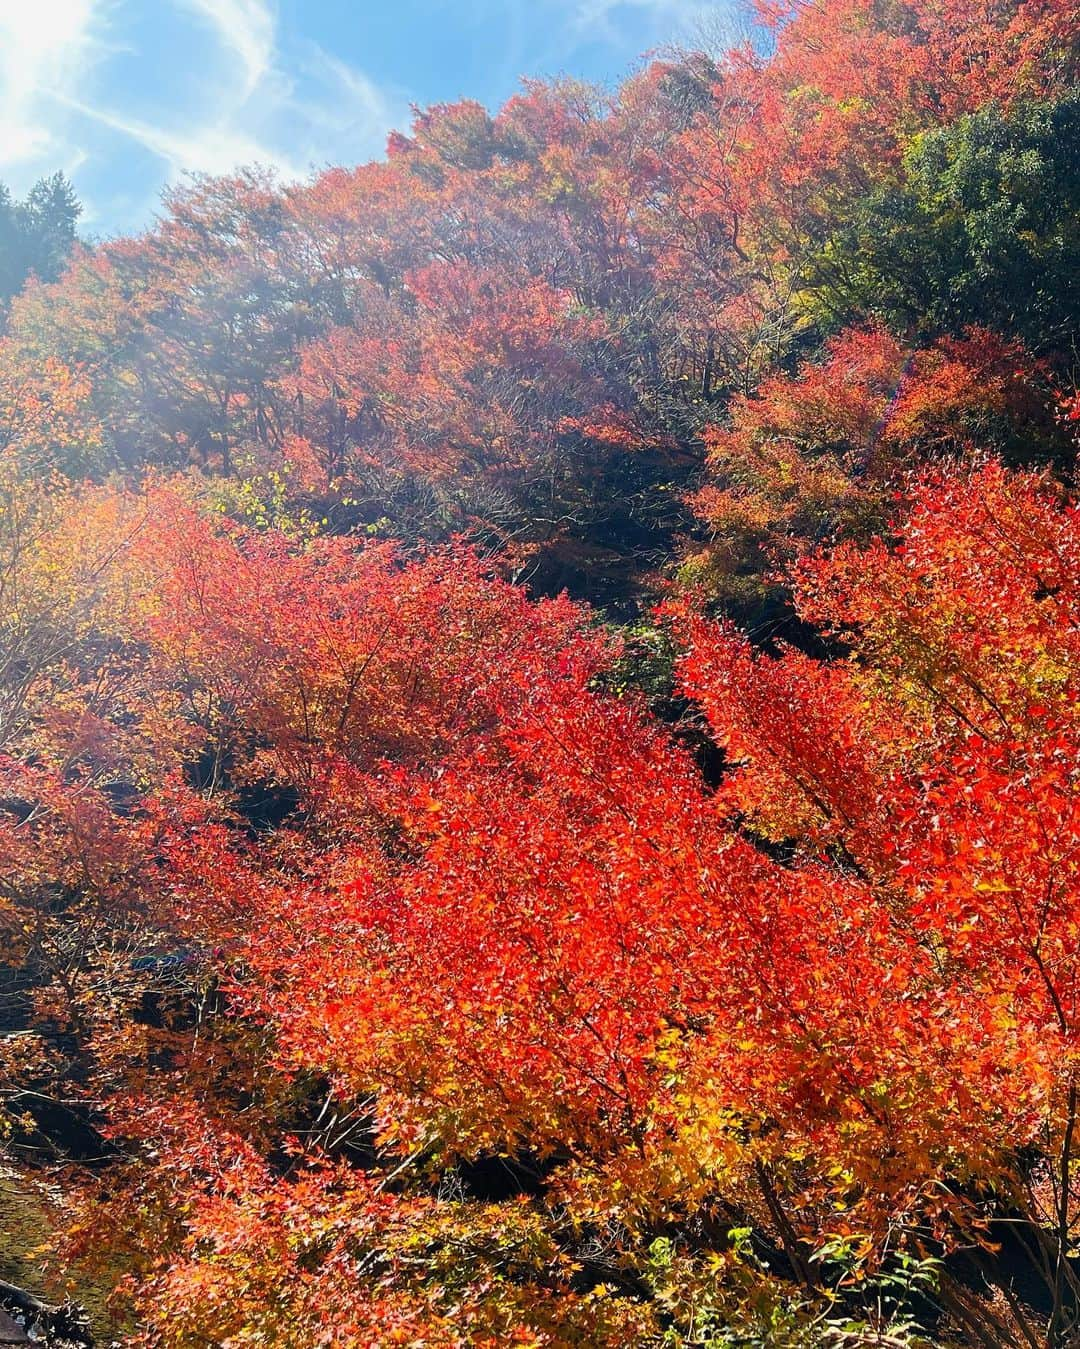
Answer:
2, 0, 1080, 1344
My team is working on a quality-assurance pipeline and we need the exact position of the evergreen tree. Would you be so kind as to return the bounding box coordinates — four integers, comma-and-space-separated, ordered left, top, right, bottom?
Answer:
0, 172, 81, 308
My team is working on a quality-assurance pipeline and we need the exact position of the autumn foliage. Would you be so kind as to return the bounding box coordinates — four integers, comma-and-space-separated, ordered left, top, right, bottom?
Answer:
2, 0, 1080, 1345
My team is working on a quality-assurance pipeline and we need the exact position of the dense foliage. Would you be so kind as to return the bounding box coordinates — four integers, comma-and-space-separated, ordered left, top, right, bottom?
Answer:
0, 174, 80, 311
2, 0, 1080, 1345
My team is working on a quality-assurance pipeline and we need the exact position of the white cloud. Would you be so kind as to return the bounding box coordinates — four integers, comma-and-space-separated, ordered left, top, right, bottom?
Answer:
305, 49, 397, 129
571, 0, 722, 41
59, 35, 406, 187
1, 0, 715, 234
0, 0, 408, 229
0, 0, 104, 171
286, 44, 409, 164
174, 0, 275, 100
57, 93, 305, 180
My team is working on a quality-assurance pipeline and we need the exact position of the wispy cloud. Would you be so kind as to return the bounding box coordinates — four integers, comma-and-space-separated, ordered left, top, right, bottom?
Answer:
0, 0, 721, 235
285, 45, 409, 165
57, 93, 305, 181
90, 0, 406, 185
0, 0, 407, 231
61, 36, 407, 184
569, 0, 724, 45
175, 0, 275, 100
0, 0, 105, 170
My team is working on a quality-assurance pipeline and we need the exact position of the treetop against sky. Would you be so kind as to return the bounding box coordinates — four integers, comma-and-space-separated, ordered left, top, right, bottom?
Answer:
0, 0, 721, 236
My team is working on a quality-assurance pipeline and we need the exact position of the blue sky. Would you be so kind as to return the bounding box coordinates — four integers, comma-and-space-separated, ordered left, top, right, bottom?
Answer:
0, 0, 727, 238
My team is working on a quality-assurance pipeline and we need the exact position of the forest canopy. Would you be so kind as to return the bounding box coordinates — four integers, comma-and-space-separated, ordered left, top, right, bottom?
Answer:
2, 0, 1080, 1345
